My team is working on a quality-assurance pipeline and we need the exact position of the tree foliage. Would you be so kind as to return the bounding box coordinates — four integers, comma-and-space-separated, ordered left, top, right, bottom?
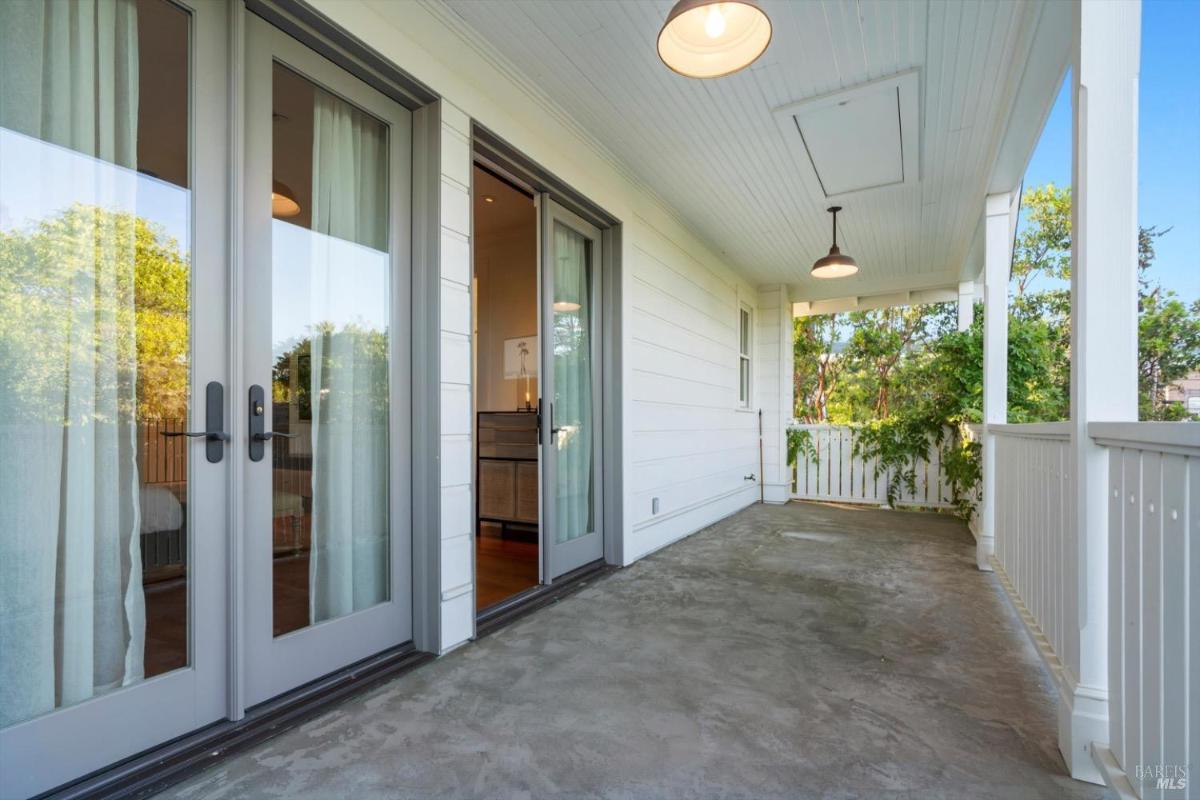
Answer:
0, 204, 190, 422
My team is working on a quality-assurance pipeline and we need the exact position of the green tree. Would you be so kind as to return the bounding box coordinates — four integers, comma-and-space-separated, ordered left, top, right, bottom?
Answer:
792, 314, 845, 422
1011, 185, 1200, 421
0, 204, 190, 423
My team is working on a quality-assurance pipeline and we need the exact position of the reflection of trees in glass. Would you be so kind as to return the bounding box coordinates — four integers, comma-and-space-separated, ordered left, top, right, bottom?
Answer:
273, 336, 312, 420
553, 311, 585, 424
0, 203, 189, 423
273, 323, 389, 421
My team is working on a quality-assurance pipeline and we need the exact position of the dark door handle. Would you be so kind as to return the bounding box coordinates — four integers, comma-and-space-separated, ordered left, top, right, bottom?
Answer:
253, 431, 296, 441
248, 384, 295, 461
549, 401, 561, 435
160, 381, 227, 463
161, 430, 231, 441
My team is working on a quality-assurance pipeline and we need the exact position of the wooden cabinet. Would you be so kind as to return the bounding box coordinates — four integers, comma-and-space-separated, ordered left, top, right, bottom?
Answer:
477, 412, 538, 532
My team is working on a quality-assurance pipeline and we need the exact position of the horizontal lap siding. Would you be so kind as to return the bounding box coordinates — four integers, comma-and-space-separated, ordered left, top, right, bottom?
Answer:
438, 103, 474, 651
627, 219, 757, 560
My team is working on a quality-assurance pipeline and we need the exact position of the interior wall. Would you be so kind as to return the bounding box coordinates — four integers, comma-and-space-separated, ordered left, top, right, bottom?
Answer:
473, 168, 538, 413
475, 227, 538, 410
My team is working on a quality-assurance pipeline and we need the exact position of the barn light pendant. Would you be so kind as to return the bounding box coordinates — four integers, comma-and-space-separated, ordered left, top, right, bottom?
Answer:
811, 206, 859, 279
271, 180, 301, 218
657, 0, 772, 79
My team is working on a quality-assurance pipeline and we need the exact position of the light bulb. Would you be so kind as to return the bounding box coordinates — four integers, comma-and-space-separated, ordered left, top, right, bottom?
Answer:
704, 4, 726, 39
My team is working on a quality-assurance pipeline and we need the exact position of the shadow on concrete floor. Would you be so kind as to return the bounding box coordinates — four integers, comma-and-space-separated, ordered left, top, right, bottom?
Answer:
158, 501, 1113, 800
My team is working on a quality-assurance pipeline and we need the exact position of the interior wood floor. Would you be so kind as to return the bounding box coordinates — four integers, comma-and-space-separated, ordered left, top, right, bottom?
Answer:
143, 550, 314, 680
475, 523, 539, 611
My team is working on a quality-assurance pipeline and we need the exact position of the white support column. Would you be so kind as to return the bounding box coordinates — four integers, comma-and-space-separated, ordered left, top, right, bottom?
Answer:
1064, 0, 1140, 784
978, 192, 1010, 572
756, 284, 793, 504
957, 280, 976, 331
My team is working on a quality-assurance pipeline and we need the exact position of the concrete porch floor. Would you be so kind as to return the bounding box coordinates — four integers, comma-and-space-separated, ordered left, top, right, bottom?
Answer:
160, 502, 1111, 800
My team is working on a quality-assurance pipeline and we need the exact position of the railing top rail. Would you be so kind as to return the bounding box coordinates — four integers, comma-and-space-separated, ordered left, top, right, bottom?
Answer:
988, 422, 1071, 439
1089, 421, 1200, 454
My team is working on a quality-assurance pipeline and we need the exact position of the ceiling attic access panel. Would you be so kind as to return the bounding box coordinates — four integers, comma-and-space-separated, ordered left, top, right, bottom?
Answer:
775, 70, 920, 199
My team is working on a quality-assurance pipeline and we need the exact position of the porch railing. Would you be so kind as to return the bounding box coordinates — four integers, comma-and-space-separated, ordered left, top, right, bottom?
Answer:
790, 424, 953, 508
1090, 422, 1199, 796
989, 423, 1075, 676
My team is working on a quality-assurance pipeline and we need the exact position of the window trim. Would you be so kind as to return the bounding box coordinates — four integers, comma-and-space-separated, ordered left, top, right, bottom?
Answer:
737, 302, 753, 410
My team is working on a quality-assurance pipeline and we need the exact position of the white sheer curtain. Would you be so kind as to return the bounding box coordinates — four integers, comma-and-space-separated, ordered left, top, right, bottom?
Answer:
307, 88, 390, 622
553, 224, 594, 543
0, 0, 144, 727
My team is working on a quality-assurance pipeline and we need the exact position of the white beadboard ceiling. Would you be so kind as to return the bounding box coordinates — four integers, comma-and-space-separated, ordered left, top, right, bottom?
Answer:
434, 0, 1068, 301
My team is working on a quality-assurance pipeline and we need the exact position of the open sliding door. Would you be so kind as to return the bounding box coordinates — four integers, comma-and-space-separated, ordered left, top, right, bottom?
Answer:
540, 199, 604, 580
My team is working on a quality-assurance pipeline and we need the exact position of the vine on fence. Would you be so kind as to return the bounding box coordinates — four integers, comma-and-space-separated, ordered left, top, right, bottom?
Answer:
787, 419, 983, 519
786, 426, 815, 469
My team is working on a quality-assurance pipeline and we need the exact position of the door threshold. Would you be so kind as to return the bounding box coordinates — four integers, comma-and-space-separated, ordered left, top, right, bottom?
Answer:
40, 644, 433, 800
475, 559, 614, 639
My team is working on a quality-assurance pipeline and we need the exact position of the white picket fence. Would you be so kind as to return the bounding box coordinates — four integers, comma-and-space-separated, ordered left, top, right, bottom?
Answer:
790, 424, 954, 508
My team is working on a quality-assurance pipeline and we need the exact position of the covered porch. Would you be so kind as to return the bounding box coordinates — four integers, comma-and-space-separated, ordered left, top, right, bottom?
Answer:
158, 501, 1105, 800
2, 0, 1193, 796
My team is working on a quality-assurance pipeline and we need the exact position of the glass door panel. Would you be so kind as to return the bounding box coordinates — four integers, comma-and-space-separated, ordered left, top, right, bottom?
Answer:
540, 200, 604, 579
243, 16, 411, 707
269, 63, 392, 637
0, 0, 228, 795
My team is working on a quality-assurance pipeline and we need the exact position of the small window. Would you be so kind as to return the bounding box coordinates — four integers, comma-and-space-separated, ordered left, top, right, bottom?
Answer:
738, 304, 752, 408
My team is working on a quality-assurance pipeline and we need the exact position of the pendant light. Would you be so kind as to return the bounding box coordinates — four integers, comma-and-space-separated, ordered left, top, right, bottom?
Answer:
811, 206, 858, 279
271, 180, 301, 218
657, 0, 772, 79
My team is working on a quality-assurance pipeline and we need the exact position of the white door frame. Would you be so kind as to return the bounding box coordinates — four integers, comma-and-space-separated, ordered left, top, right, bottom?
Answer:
240, 14, 413, 708
540, 197, 606, 581
0, 1, 230, 796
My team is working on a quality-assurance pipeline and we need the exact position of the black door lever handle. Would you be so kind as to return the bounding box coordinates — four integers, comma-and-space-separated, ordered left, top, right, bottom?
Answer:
161, 430, 231, 442
253, 431, 296, 441
159, 382, 227, 463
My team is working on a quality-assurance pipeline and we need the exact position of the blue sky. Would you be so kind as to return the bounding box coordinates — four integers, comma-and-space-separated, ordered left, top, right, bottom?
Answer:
1021, 0, 1200, 302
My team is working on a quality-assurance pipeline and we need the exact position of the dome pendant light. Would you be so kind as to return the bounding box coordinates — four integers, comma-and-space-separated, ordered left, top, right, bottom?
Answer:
657, 0, 772, 79
811, 206, 859, 279
271, 179, 301, 218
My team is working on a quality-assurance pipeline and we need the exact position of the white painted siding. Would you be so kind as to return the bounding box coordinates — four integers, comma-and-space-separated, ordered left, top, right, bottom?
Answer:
756, 285, 791, 503
437, 102, 474, 651
626, 218, 760, 562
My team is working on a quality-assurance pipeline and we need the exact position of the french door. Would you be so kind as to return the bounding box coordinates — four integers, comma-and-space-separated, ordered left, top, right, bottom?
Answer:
540, 199, 605, 580
241, 15, 413, 706
0, 1, 229, 796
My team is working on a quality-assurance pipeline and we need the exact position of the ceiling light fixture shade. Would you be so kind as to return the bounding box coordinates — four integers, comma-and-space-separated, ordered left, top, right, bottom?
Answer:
657, 0, 772, 79
271, 180, 301, 218
811, 206, 859, 279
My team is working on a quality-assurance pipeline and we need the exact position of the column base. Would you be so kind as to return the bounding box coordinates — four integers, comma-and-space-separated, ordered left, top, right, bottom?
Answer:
762, 483, 790, 504
1058, 676, 1108, 785
975, 533, 994, 571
